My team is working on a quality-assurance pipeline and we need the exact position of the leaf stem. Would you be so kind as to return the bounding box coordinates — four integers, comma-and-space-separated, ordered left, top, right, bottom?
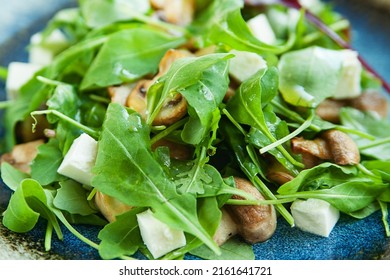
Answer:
226, 197, 295, 206
359, 136, 390, 151
44, 222, 53, 251
260, 109, 315, 154
30, 109, 100, 139
150, 117, 188, 145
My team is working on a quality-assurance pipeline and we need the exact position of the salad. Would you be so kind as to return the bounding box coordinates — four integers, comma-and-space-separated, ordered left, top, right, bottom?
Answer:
0, 0, 389, 260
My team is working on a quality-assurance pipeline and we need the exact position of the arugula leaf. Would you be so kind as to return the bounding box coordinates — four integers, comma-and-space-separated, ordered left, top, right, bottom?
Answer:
30, 139, 65, 185
146, 53, 233, 126
278, 46, 345, 107
81, 28, 186, 89
98, 207, 145, 260
180, 61, 230, 145
226, 67, 303, 170
189, 237, 255, 260
0, 162, 29, 192
53, 180, 98, 216
92, 103, 220, 255
340, 108, 390, 160
2, 179, 62, 239
79, 0, 150, 28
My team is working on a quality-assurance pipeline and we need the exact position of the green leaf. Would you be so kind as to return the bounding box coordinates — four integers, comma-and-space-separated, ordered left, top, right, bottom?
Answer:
180, 61, 230, 145
81, 28, 186, 89
79, 0, 150, 28
146, 53, 233, 126
92, 103, 219, 255
278, 46, 344, 107
277, 162, 358, 195
340, 108, 390, 160
2, 179, 62, 239
0, 162, 29, 192
190, 237, 255, 260
98, 207, 145, 259
30, 139, 65, 185
53, 180, 97, 216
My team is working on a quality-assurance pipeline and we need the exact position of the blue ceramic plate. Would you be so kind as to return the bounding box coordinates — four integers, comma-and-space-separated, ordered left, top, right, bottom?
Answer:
0, 0, 389, 260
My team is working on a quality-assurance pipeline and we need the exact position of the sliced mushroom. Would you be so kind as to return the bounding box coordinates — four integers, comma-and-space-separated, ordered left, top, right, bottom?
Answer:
125, 79, 152, 119
316, 98, 348, 123
126, 49, 192, 126
266, 160, 295, 185
0, 139, 44, 173
350, 90, 388, 118
291, 137, 332, 161
291, 129, 360, 167
213, 207, 238, 246
94, 191, 133, 223
226, 177, 277, 244
321, 129, 360, 165
151, 0, 195, 26
108, 83, 136, 106
151, 138, 193, 160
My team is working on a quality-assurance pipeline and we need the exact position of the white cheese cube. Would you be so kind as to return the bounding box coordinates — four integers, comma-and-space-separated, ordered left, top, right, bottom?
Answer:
5, 62, 42, 99
247, 14, 277, 45
57, 133, 98, 186
332, 50, 362, 99
298, 0, 324, 14
229, 50, 267, 82
291, 198, 340, 237
137, 209, 186, 259
29, 29, 69, 65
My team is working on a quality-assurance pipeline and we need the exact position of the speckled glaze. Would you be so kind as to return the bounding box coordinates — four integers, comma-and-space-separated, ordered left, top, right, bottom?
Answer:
0, 0, 389, 260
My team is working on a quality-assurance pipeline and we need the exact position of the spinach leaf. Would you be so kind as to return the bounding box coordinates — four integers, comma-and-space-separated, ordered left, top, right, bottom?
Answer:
92, 103, 220, 254
81, 28, 186, 89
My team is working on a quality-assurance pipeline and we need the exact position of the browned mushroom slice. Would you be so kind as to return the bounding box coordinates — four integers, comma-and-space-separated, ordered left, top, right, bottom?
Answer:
153, 93, 188, 126
151, 0, 195, 26
157, 49, 193, 76
266, 161, 295, 185
94, 191, 133, 223
151, 138, 193, 160
291, 137, 332, 161
226, 177, 277, 244
0, 139, 44, 173
321, 129, 360, 165
316, 98, 348, 123
125, 79, 152, 119
291, 129, 360, 167
350, 90, 389, 118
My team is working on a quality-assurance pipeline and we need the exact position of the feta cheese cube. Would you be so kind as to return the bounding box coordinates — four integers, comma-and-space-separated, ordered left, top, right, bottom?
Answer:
137, 209, 186, 259
291, 198, 340, 237
229, 50, 267, 82
29, 29, 69, 65
332, 50, 362, 99
57, 133, 98, 186
5, 62, 42, 99
247, 14, 277, 45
